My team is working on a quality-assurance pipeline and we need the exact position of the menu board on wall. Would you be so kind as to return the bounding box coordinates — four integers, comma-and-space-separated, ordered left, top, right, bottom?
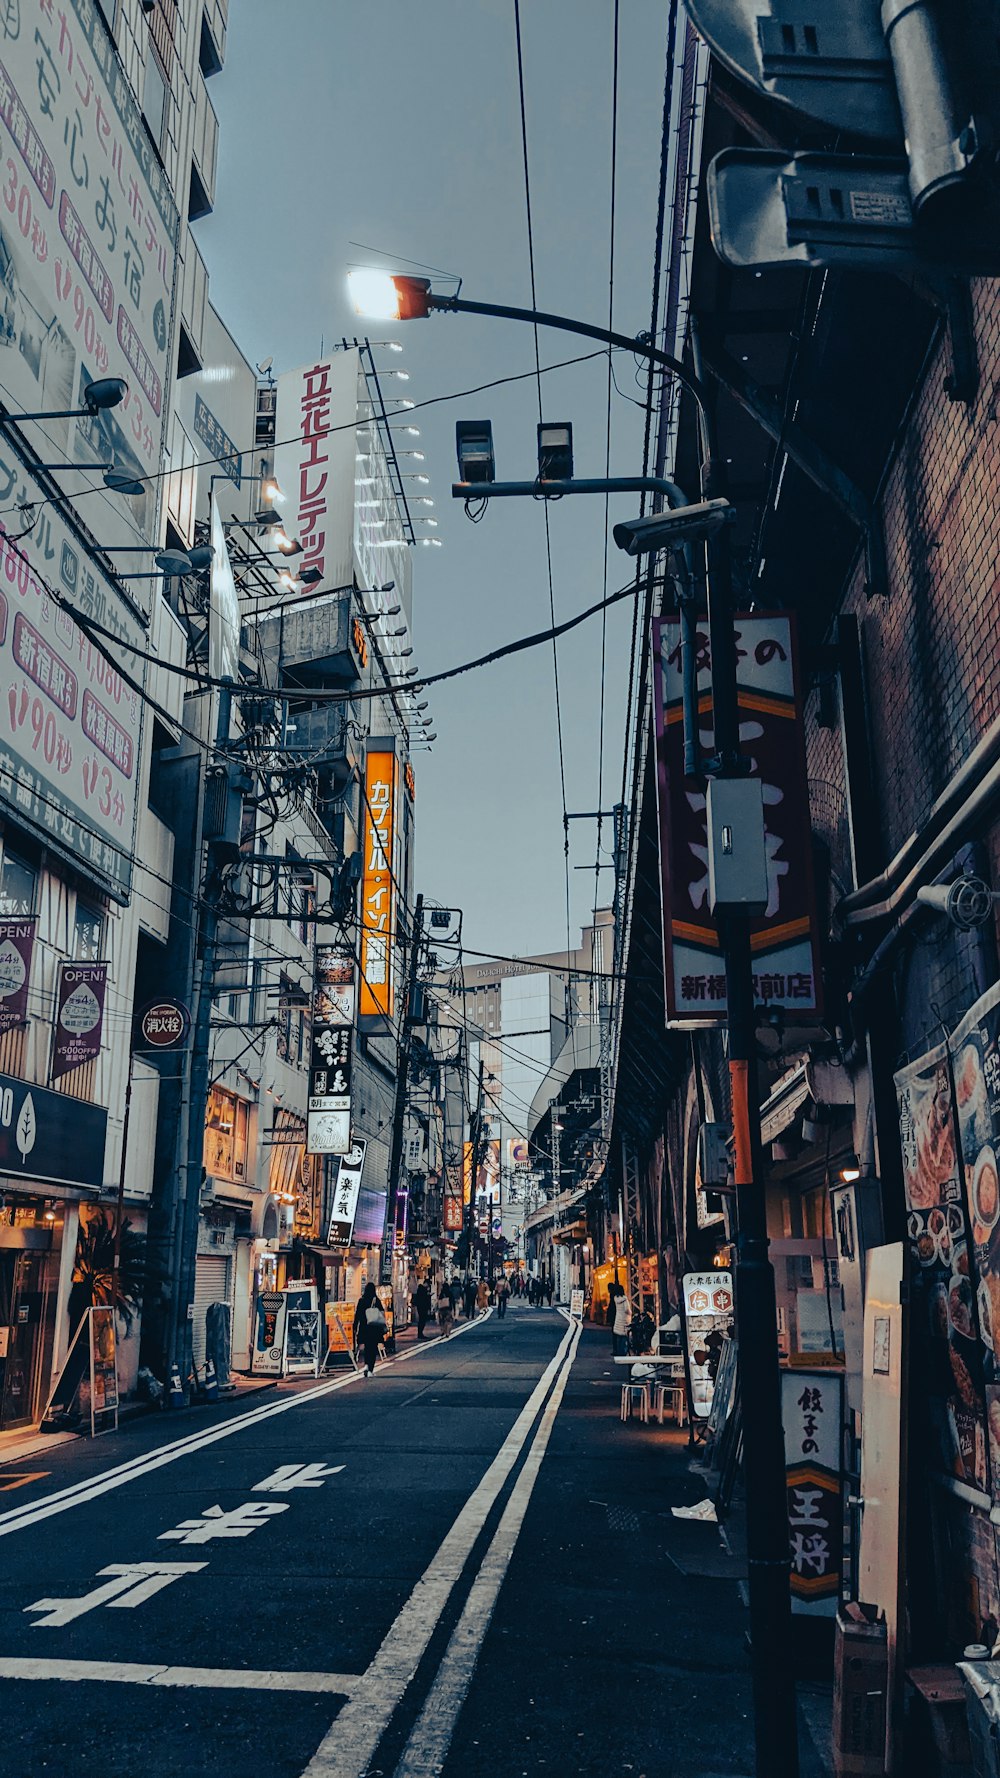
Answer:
950, 981, 1000, 1508
682, 1271, 735, 1419
895, 1042, 988, 1495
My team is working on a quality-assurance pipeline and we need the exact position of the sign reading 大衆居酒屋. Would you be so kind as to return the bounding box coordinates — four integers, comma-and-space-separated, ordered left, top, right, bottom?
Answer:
51, 960, 107, 1081
307, 943, 355, 1157
327, 1141, 368, 1244
360, 747, 397, 1026
0, 0, 179, 526
0, 917, 35, 1034
782, 1368, 843, 1615
652, 613, 822, 1027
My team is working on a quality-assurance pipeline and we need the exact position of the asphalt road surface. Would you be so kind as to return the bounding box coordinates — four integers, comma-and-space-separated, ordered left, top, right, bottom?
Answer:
0, 1306, 808, 1778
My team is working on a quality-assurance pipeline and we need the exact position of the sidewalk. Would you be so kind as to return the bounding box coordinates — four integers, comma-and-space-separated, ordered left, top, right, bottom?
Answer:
445, 1317, 834, 1778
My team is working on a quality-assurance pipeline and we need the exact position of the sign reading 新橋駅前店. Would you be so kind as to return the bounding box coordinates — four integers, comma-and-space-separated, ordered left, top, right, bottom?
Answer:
652, 613, 822, 1027
359, 747, 397, 1026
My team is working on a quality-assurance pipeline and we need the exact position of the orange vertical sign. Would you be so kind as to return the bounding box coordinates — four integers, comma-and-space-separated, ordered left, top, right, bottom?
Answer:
359, 749, 397, 1021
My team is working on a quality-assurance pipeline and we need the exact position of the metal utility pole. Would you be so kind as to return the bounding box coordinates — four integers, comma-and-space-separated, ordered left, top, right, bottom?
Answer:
466, 1058, 485, 1277
691, 322, 798, 1778
381, 893, 424, 1287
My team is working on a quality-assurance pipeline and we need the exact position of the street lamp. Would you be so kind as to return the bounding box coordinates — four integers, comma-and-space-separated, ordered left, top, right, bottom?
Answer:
3, 376, 129, 423
351, 265, 799, 1778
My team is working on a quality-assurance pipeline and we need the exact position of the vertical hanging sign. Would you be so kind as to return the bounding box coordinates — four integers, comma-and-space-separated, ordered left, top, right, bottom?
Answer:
51, 960, 108, 1081
307, 944, 355, 1157
360, 746, 397, 1026
0, 917, 36, 1035
651, 612, 822, 1027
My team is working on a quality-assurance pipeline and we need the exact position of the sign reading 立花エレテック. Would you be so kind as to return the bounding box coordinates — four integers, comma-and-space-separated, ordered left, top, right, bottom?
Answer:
0, 0, 182, 901
652, 613, 822, 1028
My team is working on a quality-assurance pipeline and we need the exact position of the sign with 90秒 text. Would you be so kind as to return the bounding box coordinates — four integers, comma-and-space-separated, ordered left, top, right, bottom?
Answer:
360, 747, 396, 1024
0, 0, 179, 514
652, 613, 822, 1028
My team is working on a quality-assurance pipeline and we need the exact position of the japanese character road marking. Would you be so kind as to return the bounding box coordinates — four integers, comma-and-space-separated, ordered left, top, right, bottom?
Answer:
158, 1501, 288, 1544
25, 1563, 207, 1627
253, 1463, 345, 1492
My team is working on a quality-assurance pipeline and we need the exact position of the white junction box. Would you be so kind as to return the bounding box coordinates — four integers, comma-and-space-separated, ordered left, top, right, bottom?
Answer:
706, 777, 769, 914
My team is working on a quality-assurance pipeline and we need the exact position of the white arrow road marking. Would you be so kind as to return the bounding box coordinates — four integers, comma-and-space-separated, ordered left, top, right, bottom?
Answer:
25, 1563, 207, 1628
0, 1312, 484, 1542
159, 1501, 288, 1543
299, 1315, 578, 1778
0, 1659, 360, 1693
253, 1463, 345, 1492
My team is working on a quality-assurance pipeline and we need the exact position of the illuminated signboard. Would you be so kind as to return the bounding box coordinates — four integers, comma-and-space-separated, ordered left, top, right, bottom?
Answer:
359, 746, 397, 1023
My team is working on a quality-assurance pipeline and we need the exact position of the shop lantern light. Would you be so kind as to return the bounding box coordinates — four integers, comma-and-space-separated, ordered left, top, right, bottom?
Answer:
839, 1156, 862, 1183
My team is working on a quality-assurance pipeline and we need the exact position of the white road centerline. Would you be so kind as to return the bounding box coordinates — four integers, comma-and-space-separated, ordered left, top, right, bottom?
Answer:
299, 1317, 577, 1778
0, 1316, 485, 1540
0, 1658, 359, 1693
394, 1318, 582, 1777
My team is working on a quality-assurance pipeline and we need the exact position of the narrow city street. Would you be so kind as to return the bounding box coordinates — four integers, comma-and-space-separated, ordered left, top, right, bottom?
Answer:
0, 1308, 828, 1778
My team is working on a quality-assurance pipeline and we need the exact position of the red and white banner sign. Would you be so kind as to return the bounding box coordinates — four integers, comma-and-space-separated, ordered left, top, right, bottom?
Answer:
652, 612, 822, 1027
273, 352, 359, 592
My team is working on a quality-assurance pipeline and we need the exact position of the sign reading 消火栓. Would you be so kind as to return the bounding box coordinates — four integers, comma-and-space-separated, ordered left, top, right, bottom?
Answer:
652, 613, 822, 1026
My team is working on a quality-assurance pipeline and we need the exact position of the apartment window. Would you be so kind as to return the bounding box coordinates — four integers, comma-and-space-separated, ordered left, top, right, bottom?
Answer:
142, 52, 168, 152
0, 854, 35, 916
74, 903, 104, 962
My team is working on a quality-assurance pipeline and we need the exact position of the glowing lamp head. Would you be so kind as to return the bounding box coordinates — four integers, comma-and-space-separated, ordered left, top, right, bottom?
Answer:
348, 269, 433, 321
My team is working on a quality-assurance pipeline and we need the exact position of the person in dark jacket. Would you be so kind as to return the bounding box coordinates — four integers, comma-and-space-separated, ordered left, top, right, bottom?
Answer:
354, 1282, 386, 1376
413, 1280, 431, 1339
463, 1277, 477, 1320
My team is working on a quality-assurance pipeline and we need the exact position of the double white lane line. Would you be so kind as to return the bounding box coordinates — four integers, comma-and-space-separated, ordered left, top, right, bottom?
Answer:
302, 1311, 582, 1778
0, 1316, 485, 1541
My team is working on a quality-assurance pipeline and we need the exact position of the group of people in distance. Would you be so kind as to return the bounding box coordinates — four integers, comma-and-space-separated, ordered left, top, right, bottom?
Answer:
353, 1270, 557, 1374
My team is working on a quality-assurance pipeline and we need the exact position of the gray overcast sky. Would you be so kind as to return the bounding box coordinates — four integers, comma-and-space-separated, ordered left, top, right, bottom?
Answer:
201, 0, 669, 962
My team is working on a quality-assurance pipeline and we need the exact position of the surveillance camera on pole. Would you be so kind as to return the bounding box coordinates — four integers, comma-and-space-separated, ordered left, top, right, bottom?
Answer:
612, 497, 735, 558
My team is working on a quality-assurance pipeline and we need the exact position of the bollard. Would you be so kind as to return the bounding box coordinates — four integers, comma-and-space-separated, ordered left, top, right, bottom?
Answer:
202, 1357, 219, 1402
166, 1362, 185, 1409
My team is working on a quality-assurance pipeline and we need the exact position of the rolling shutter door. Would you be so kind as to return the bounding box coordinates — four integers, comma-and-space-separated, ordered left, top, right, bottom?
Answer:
192, 1253, 232, 1372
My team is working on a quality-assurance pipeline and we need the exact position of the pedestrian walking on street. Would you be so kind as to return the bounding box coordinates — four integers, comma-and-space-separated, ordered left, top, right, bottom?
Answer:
544, 1276, 554, 1307
355, 1283, 387, 1376
496, 1276, 510, 1318
476, 1278, 490, 1315
612, 1288, 632, 1357
413, 1280, 431, 1339
463, 1277, 477, 1320
437, 1281, 455, 1338
450, 1276, 463, 1319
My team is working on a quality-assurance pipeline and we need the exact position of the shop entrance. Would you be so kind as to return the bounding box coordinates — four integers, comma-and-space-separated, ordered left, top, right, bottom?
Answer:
0, 1250, 46, 1429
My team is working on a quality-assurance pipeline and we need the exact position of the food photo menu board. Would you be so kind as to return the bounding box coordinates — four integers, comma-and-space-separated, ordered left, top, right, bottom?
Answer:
950, 981, 1000, 1507
896, 1040, 988, 1495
